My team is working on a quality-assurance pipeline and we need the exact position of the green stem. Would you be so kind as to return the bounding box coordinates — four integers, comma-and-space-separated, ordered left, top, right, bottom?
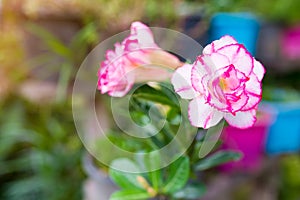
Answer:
56, 63, 72, 103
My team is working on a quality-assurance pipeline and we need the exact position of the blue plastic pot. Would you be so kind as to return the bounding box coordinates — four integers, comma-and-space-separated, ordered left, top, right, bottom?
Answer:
265, 102, 300, 154
209, 12, 260, 55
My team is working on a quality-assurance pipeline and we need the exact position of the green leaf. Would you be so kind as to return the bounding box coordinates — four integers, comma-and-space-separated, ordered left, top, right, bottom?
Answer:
110, 189, 151, 200
148, 169, 162, 191
26, 23, 71, 59
70, 22, 99, 48
166, 108, 181, 125
56, 63, 72, 102
133, 85, 179, 107
130, 111, 151, 126
162, 156, 190, 194
144, 151, 163, 190
194, 151, 242, 171
109, 158, 143, 190
172, 183, 206, 199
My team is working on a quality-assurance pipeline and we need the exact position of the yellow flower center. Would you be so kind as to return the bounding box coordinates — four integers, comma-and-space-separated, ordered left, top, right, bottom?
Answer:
219, 77, 228, 90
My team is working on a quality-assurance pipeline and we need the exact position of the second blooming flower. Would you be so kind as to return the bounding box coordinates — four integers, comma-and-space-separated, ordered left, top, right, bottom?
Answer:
98, 22, 181, 97
172, 35, 265, 129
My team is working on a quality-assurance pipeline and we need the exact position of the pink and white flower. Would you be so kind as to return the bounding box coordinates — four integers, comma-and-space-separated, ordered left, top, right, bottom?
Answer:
172, 35, 265, 129
98, 21, 181, 97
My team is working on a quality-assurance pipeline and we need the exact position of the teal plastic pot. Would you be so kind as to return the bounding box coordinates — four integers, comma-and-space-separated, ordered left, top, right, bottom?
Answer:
209, 12, 260, 55
265, 101, 300, 154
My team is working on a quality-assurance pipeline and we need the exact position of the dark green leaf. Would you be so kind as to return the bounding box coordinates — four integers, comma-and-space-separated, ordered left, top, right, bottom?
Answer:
172, 183, 206, 199
109, 158, 144, 190
166, 108, 181, 125
163, 156, 190, 194
133, 85, 179, 107
194, 151, 242, 171
144, 152, 163, 190
148, 169, 162, 191
110, 189, 151, 200
130, 111, 151, 126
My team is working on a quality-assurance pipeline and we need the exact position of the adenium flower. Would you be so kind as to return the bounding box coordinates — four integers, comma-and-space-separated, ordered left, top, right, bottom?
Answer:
172, 35, 265, 129
98, 21, 181, 97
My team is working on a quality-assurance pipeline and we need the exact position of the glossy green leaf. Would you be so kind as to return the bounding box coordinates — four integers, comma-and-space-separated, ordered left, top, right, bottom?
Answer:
148, 169, 162, 191
109, 158, 143, 190
144, 151, 163, 190
172, 183, 206, 199
133, 85, 179, 107
110, 189, 151, 200
162, 156, 190, 194
194, 151, 242, 171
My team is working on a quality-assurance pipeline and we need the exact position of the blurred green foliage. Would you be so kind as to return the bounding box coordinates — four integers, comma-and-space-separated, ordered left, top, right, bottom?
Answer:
191, 0, 300, 25
0, 26, 27, 98
254, 0, 300, 25
262, 70, 300, 101
74, 0, 179, 29
0, 96, 85, 200
26, 22, 100, 102
262, 87, 300, 102
280, 155, 300, 200
263, 70, 300, 92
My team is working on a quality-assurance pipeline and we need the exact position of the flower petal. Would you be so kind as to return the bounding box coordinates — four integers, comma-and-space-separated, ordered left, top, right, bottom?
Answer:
148, 49, 181, 69
135, 66, 172, 82
130, 21, 156, 48
253, 60, 266, 81
241, 93, 261, 111
217, 44, 253, 75
209, 53, 231, 70
191, 56, 214, 94
228, 92, 249, 113
224, 109, 257, 129
172, 64, 199, 99
203, 35, 237, 55
107, 73, 135, 97
245, 73, 262, 95
188, 96, 223, 129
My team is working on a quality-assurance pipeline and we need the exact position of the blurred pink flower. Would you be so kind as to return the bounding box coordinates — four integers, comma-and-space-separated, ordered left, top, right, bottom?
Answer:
172, 35, 265, 129
98, 21, 181, 97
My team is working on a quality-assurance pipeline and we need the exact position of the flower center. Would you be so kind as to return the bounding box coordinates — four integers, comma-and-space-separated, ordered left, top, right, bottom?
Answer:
219, 77, 228, 91
205, 64, 250, 113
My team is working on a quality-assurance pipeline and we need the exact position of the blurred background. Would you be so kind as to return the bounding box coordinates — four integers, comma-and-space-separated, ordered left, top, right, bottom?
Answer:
1, 0, 300, 199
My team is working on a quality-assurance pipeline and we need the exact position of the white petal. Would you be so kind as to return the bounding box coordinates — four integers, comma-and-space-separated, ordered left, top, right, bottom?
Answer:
191, 57, 211, 94
241, 93, 261, 111
230, 92, 249, 112
188, 97, 223, 129
203, 35, 238, 55
172, 64, 199, 99
224, 109, 256, 129
232, 47, 253, 76
253, 60, 266, 81
217, 44, 253, 75
245, 73, 262, 95
209, 53, 231, 70
131, 21, 156, 48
